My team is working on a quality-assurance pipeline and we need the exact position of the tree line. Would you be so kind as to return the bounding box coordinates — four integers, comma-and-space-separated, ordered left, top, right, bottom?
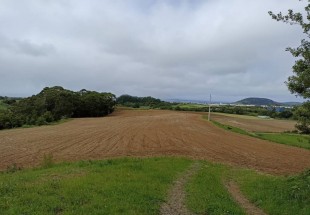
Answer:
0, 86, 116, 130
116, 95, 163, 108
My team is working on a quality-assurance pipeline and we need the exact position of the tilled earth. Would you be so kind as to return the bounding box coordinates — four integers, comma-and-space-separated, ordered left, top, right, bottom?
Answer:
0, 110, 309, 174
211, 113, 296, 132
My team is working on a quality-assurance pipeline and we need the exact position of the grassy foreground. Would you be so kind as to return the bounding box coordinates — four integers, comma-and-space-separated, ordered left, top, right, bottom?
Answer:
186, 163, 245, 215
0, 158, 191, 215
187, 161, 310, 215
207, 116, 310, 150
1, 158, 309, 215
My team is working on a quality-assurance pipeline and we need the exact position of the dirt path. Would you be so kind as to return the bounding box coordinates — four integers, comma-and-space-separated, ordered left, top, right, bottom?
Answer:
225, 181, 267, 215
0, 110, 310, 174
160, 162, 200, 215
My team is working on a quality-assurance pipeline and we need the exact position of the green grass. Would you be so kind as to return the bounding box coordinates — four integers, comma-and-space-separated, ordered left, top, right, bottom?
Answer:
212, 112, 263, 120
208, 117, 310, 150
177, 104, 208, 109
0, 157, 191, 215
186, 161, 310, 215
231, 169, 310, 215
186, 162, 245, 215
1, 157, 309, 215
256, 133, 310, 150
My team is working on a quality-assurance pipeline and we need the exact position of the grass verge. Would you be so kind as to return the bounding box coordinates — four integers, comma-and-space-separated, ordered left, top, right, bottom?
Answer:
206, 116, 310, 150
232, 169, 310, 215
256, 133, 310, 150
0, 157, 191, 215
186, 161, 310, 215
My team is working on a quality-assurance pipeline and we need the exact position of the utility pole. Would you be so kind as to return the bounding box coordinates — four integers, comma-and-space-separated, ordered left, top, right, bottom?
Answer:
208, 94, 211, 121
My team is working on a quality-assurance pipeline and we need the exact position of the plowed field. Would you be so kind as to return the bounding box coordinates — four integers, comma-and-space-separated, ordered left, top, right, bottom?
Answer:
211, 113, 296, 132
1, 110, 309, 174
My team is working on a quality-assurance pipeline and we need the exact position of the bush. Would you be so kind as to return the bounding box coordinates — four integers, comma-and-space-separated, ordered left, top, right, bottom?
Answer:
36, 116, 47, 126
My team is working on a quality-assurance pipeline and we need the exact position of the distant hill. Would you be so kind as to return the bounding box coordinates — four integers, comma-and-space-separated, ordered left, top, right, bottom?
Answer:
235, 98, 281, 106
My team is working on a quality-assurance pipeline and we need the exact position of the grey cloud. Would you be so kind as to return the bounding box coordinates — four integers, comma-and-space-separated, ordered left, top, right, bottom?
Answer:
0, 0, 306, 102
0, 34, 55, 57
13, 40, 55, 57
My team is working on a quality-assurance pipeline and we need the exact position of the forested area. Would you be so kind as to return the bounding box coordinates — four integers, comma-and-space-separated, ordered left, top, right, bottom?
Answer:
117, 94, 165, 108
0, 86, 116, 130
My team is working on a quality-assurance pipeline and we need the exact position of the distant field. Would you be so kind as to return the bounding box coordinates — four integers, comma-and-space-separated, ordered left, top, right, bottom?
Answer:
177, 104, 208, 109
211, 112, 296, 132
212, 112, 266, 120
209, 114, 310, 150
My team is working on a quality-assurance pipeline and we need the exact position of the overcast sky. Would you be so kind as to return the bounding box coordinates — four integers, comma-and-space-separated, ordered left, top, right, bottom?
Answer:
0, 0, 307, 102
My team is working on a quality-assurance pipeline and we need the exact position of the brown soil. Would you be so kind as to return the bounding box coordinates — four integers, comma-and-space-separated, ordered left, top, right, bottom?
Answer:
225, 181, 267, 215
211, 113, 296, 132
0, 110, 310, 174
160, 162, 200, 215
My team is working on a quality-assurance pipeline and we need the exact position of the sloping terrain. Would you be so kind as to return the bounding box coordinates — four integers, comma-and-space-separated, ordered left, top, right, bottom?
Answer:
0, 110, 309, 174
211, 113, 296, 132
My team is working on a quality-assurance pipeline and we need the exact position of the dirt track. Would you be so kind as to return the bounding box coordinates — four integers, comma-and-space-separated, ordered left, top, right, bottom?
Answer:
211, 113, 296, 132
0, 110, 310, 174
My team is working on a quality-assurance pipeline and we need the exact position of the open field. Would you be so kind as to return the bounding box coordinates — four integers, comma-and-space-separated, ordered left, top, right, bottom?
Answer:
209, 115, 310, 150
211, 112, 296, 132
1, 110, 310, 174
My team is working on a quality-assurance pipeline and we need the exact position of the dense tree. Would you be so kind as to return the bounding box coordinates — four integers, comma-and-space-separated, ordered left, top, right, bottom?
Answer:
269, 1, 310, 133
117, 95, 162, 108
75, 90, 116, 117
0, 87, 116, 130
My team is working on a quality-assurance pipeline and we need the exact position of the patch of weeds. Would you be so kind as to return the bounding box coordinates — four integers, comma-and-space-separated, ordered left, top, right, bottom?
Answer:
41, 154, 54, 168
6, 163, 22, 173
288, 169, 310, 202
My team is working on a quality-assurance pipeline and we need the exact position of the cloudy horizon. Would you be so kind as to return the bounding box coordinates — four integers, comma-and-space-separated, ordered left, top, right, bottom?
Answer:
0, 0, 307, 102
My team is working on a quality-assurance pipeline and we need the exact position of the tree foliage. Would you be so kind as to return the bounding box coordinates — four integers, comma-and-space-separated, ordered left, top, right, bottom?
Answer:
0, 86, 116, 130
117, 95, 162, 108
269, 1, 310, 133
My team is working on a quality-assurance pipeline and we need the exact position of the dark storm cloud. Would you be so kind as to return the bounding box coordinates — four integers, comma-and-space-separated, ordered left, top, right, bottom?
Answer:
0, 0, 306, 101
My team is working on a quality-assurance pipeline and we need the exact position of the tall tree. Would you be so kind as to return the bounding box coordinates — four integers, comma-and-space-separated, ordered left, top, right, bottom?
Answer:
269, 1, 310, 133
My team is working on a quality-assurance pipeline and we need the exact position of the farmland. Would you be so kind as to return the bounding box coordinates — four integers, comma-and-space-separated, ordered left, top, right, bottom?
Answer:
210, 113, 310, 150
1, 109, 310, 174
211, 112, 296, 132
1, 109, 310, 214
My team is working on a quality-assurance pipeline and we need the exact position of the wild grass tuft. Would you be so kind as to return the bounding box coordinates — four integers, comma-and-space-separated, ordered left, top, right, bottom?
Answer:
41, 153, 54, 168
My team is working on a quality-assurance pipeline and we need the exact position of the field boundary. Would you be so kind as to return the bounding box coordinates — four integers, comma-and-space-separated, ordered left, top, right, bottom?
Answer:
207, 116, 310, 150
